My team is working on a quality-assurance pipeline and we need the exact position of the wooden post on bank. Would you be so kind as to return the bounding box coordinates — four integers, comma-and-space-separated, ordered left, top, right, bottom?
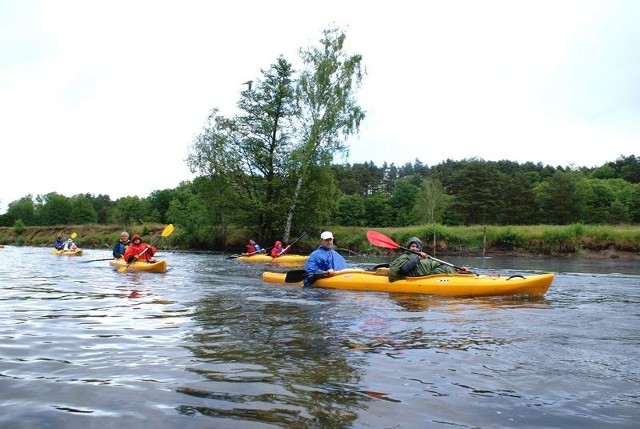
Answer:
482, 226, 487, 257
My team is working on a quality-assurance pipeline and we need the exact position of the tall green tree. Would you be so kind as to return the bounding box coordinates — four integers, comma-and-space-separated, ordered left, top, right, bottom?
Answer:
447, 160, 499, 225
110, 196, 152, 226
284, 27, 365, 239
389, 177, 418, 226
69, 195, 98, 224
335, 194, 366, 226
4, 196, 36, 226
412, 178, 449, 224
84, 193, 113, 224
39, 193, 72, 226
499, 171, 537, 224
187, 57, 297, 240
535, 170, 587, 224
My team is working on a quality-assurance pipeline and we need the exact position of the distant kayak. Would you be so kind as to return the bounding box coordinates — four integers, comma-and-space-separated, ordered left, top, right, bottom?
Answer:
51, 248, 83, 256
236, 254, 309, 264
263, 268, 554, 297
109, 258, 167, 273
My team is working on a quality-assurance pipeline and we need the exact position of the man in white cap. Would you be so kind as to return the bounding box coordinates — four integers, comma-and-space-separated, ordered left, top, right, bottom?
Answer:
303, 231, 348, 286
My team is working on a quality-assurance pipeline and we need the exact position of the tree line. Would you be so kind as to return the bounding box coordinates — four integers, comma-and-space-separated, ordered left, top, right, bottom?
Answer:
1, 155, 638, 243
2, 26, 638, 249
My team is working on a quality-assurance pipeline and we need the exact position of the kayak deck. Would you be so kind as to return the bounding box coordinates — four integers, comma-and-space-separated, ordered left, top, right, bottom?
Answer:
236, 254, 308, 264
109, 258, 167, 273
262, 268, 554, 297
51, 248, 83, 256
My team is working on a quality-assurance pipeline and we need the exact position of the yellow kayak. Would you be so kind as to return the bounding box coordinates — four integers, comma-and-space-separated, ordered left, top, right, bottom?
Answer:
236, 254, 309, 264
109, 258, 167, 273
51, 248, 83, 256
262, 268, 554, 297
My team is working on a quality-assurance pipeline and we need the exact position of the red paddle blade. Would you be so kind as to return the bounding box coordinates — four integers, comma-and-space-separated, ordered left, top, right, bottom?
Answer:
366, 231, 401, 249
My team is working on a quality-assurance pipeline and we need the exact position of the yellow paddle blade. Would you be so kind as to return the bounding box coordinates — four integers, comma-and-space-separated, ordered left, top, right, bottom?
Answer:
71, 232, 77, 239
161, 224, 175, 237
117, 265, 129, 273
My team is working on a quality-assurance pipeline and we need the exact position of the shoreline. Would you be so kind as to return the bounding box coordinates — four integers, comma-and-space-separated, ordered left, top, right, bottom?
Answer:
441, 249, 640, 260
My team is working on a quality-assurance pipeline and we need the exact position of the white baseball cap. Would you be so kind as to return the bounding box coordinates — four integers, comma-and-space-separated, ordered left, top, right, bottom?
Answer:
320, 231, 334, 240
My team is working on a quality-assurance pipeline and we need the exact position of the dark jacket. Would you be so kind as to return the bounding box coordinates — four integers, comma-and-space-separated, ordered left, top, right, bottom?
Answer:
113, 239, 128, 258
388, 236, 455, 282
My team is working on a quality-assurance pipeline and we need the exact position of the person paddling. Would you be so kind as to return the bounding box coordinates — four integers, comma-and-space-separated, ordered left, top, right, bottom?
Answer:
388, 237, 470, 282
123, 234, 156, 263
303, 231, 348, 287
243, 238, 264, 256
113, 231, 130, 258
54, 235, 65, 250
270, 240, 290, 258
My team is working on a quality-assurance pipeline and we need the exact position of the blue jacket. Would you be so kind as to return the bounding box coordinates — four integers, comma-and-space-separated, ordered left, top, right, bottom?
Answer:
303, 246, 348, 286
54, 239, 65, 250
113, 240, 128, 258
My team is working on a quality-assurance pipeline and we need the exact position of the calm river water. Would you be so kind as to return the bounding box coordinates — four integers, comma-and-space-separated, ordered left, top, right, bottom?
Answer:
0, 246, 638, 428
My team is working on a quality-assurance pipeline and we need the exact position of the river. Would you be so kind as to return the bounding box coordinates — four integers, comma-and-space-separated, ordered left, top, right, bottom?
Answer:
0, 246, 638, 428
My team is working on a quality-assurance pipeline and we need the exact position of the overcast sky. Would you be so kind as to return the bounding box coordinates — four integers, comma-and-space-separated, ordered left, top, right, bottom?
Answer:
1, 0, 639, 213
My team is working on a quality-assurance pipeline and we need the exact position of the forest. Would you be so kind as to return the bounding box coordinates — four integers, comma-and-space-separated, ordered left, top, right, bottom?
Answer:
1, 154, 638, 249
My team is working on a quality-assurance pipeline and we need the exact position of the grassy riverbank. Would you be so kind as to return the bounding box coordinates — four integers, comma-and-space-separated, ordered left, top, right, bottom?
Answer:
1, 223, 639, 259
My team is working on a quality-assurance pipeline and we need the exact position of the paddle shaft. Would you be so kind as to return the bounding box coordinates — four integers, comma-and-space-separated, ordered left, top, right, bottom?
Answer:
366, 230, 469, 272
285, 265, 389, 283
396, 245, 469, 271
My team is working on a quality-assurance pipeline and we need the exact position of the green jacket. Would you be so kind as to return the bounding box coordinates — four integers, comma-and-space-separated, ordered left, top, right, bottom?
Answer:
388, 252, 456, 282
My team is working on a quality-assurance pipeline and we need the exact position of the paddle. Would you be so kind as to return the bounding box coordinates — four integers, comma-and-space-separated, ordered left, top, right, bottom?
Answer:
117, 224, 174, 273
284, 263, 389, 283
81, 257, 117, 263
285, 269, 318, 283
366, 230, 471, 272
272, 230, 308, 259
226, 249, 262, 259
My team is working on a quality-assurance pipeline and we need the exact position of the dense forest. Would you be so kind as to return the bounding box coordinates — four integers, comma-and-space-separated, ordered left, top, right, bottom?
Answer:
2, 27, 638, 250
1, 155, 638, 248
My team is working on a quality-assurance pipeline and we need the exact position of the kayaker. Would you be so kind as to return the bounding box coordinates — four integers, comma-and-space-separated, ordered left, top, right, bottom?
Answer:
112, 231, 130, 258
63, 238, 77, 251
243, 238, 264, 256
270, 240, 290, 258
54, 235, 65, 250
303, 231, 348, 286
123, 234, 157, 263
388, 237, 470, 282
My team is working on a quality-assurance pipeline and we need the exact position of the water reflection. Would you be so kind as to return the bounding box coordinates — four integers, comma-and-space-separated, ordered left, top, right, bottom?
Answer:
183, 292, 364, 427
0, 247, 638, 428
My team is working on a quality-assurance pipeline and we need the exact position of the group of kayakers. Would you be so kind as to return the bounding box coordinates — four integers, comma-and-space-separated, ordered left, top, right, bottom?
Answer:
54, 235, 78, 251
246, 230, 472, 287
53, 230, 157, 263
55, 228, 469, 281
111, 231, 157, 263
243, 238, 291, 258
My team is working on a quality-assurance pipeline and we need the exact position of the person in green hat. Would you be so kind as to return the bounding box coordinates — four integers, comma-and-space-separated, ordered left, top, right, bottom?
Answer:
388, 236, 469, 282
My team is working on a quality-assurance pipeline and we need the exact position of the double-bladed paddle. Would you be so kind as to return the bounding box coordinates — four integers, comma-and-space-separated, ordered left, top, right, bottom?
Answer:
366, 230, 471, 272
81, 257, 117, 263
284, 269, 313, 283
284, 263, 390, 283
117, 224, 174, 273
